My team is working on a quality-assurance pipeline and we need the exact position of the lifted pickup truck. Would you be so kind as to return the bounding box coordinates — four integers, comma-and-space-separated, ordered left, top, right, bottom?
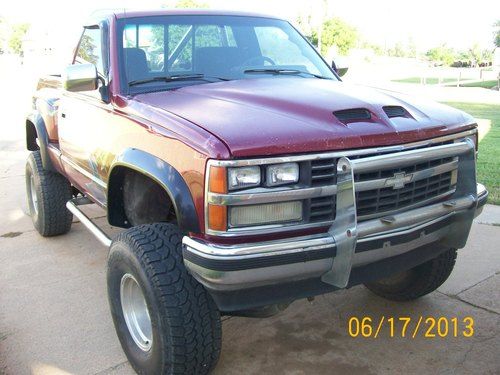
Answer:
26, 9, 487, 375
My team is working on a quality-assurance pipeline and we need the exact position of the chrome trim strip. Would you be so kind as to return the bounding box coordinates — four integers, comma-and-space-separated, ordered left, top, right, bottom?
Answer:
208, 130, 476, 167
61, 155, 107, 188
183, 234, 334, 259
356, 213, 453, 243
350, 142, 470, 174
66, 199, 111, 247
209, 219, 334, 237
355, 159, 458, 192
208, 185, 337, 206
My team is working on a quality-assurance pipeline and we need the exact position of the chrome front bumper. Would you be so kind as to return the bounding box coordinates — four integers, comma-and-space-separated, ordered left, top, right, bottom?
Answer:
183, 184, 486, 291
183, 137, 487, 293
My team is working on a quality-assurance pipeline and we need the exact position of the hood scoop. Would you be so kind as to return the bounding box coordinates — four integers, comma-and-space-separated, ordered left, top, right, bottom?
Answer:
383, 106, 410, 118
333, 108, 371, 124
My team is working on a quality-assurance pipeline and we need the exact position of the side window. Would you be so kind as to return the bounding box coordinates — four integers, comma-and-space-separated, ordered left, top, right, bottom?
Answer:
75, 27, 104, 75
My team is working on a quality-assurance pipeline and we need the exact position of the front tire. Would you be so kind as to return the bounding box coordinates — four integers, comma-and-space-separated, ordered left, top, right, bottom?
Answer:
107, 223, 221, 375
364, 248, 457, 301
25, 150, 73, 236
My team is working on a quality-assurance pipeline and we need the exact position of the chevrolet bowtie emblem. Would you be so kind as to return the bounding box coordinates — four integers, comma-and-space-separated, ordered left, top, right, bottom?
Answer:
385, 172, 413, 189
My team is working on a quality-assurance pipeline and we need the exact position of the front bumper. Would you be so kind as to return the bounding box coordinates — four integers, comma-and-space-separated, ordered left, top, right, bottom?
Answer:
183, 183, 487, 293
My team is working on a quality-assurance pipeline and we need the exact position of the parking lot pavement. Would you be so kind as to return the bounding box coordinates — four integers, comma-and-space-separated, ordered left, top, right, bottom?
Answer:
0, 137, 499, 375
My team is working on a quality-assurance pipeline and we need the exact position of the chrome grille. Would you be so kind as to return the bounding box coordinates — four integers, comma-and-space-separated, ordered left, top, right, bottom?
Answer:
311, 159, 336, 186
310, 196, 336, 222
355, 169, 455, 219
310, 159, 337, 221
308, 143, 458, 222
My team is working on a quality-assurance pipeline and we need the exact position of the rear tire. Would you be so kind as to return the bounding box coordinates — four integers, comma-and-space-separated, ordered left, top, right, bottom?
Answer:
364, 248, 457, 301
107, 223, 221, 375
25, 150, 73, 236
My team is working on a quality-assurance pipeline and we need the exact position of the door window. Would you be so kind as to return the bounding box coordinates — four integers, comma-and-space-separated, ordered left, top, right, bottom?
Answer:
75, 27, 104, 76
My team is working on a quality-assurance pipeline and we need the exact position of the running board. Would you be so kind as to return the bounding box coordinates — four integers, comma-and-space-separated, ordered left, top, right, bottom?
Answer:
66, 199, 112, 247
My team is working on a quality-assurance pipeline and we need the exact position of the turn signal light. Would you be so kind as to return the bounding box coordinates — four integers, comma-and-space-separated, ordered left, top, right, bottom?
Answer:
209, 166, 227, 194
208, 204, 227, 231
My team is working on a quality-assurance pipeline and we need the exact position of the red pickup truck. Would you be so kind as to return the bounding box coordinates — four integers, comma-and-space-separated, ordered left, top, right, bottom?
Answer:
25, 9, 487, 374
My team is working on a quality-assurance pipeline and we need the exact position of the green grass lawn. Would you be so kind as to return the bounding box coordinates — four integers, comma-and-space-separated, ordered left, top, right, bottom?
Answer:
444, 102, 500, 204
392, 77, 457, 84
457, 80, 498, 89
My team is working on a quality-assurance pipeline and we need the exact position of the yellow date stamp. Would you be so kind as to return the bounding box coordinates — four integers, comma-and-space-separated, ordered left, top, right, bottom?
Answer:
348, 316, 474, 338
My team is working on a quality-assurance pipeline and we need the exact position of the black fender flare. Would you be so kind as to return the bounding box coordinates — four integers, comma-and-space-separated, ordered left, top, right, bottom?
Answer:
26, 111, 55, 172
107, 148, 200, 233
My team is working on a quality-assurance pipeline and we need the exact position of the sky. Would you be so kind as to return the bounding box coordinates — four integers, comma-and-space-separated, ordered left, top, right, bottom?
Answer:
1, 0, 499, 52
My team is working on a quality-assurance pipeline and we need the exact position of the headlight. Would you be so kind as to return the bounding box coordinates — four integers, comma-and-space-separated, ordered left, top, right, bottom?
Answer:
229, 201, 302, 227
266, 163, 299, 187
228, 166, 261, 190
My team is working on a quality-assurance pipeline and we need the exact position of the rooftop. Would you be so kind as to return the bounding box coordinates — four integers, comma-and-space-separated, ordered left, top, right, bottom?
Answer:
86, 8, 281, 25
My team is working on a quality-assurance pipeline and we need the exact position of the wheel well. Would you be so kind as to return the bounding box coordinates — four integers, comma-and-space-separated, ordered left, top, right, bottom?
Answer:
108, 167, 177, 228
26, 120, 38, 151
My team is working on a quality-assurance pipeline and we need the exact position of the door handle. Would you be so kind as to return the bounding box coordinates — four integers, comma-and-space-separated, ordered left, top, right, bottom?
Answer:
61, 113, 66, 118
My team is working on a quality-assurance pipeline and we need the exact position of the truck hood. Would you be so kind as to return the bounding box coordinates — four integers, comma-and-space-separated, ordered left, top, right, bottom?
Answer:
133, 78, 475, 157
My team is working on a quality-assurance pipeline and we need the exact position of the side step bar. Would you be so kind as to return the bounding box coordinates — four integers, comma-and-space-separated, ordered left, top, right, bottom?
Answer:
66, 198, 112, 247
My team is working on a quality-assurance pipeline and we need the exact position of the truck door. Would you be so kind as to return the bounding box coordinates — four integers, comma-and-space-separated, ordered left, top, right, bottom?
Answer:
58, 25, 110, 205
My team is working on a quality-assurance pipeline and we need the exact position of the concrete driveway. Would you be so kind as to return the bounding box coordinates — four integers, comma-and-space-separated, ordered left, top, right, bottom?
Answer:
0, 59, 499, 375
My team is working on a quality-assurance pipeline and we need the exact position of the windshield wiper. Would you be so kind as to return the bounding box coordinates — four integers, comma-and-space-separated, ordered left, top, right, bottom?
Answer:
243, 68, 330, 79
128, 74, 230, 87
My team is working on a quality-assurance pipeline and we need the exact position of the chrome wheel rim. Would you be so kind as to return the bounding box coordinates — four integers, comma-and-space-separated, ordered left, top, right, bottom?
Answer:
120, 274, 153, 351
30, 174, 38, 215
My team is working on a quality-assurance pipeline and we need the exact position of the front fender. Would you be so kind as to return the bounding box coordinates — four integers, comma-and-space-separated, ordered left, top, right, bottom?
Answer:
108, 148, 200, 233
26, 111, 55, 171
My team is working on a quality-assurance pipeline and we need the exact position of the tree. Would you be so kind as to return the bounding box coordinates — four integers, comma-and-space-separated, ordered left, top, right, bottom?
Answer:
360, 40, 384, 56
8, 23, 29, 55
387, 42, 406, 57
468, 43, 482, 65
425, 44, 455, 66
311, 18, 358, 56
386, 38, 417, 58
494, 20, 500, 48
407, 37, 417, 58
78, 34, 99, 64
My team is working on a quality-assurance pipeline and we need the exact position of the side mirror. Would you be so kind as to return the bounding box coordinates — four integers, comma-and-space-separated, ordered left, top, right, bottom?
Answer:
63, 63, 98, 92
332, 59, 349, 77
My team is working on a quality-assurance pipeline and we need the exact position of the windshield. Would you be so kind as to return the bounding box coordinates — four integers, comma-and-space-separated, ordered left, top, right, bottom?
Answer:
118, 15, 336, 92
